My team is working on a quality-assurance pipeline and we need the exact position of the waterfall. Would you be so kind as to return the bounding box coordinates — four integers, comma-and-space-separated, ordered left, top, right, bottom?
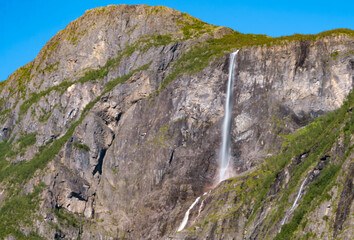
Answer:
279, 177, 307, 231
177, 51, 239, 232
195, 191, 210, 221
219, 50, 239, 183
177, 196, 201, 232
177, 191, 210, 232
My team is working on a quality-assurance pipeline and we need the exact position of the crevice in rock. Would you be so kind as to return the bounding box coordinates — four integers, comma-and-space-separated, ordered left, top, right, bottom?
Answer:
69, 191, 87, 202
268, 171, 285, 196
295, 151, 310, 164
349, 60, 354, 70
333, 163, 354, 237
55, 204, 62, 210
169, 42, 179, 53
169, 149, 175, 166
93, 149, 106, 176
222, 55, 230, 74
294, 41, 310, 74
116, 112, 122, 122
54, 231, 65, 239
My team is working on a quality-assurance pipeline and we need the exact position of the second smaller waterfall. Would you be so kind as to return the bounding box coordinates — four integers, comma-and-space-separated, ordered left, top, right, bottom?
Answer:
177, 191, 210, 232
279, 177, 307, 232
177, 196, 201, 232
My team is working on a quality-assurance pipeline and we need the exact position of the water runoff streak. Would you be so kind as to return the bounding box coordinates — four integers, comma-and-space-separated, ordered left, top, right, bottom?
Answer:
279, 177, 307, 232
177, 191, 211, 232
177, 196, 201, 232
219, 50, 239, 183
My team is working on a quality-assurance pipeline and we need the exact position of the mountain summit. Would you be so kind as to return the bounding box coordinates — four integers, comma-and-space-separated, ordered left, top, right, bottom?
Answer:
0, 4, 353, 240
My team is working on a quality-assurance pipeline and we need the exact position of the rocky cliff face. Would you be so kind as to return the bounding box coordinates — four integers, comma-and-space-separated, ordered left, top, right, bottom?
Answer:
0, 4, 353, 240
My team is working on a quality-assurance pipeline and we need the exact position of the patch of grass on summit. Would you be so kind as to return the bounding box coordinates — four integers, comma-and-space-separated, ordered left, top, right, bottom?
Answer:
177, 12, 217, 40
159, 28, 354, 90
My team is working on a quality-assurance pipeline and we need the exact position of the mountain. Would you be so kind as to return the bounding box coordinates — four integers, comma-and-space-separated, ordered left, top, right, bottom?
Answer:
0, 4, 353, 240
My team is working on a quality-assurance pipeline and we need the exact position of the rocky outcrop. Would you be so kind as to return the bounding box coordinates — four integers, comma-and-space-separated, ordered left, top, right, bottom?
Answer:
0, 4, 353, 240
334, 162, 354, 238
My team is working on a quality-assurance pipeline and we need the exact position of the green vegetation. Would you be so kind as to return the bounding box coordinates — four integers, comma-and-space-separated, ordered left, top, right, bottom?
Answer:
20, 80, 72, 116
274, 162, 345, 240
103, 63, 150, 93
0, 140, 13, 171
38, 109, 53, 123
1, 63, 150, 185
19, 63, 108, 116
72, 142, 90, 151
192, 90, 353, 239
0, 183, 45, 240
54, 208, 80, 228
13, 27, 354, 116
284, 94, 351, 234
106, 34, 173, 71
19, 34, 166, 117
0, 63, 151, 238
39, 61, 59, 74
330, 51, 341, 60
11, 62, 34, 96
159, 28, 354, 91
2, 106, 81, 184
159, 32, 261, 90
0, 109, 10, 124
36, 41, 59, 71
177, 12, 218, 40
254, 91, 353, 237
146, 118, 184, 148
330, 51, 339, 58
0, 81, 6, 91
1, 133, 37, 161
0, 109, 11, 116
67, 29, 87, 45
18, 132, 37, 149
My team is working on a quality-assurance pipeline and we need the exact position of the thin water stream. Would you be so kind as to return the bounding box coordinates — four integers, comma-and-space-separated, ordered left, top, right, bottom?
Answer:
279, 177, 307, 232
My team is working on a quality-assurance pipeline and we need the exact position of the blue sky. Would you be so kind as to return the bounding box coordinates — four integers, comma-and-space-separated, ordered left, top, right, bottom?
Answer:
1, 0, 353, 81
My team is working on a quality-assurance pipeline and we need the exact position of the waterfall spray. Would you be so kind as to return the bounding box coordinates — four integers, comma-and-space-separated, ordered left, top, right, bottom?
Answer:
219, 50, 239, 183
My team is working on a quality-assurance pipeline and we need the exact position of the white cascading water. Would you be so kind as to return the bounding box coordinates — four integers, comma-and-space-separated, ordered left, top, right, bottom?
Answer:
177, 191, 210, 232
219, 50, 239, 183
196, 191, 210, 221
279, 177, 307, 231
177, 196, 201, 232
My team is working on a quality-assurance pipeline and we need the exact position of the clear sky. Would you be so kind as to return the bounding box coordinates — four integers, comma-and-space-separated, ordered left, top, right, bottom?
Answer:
1, 0, 353, 81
